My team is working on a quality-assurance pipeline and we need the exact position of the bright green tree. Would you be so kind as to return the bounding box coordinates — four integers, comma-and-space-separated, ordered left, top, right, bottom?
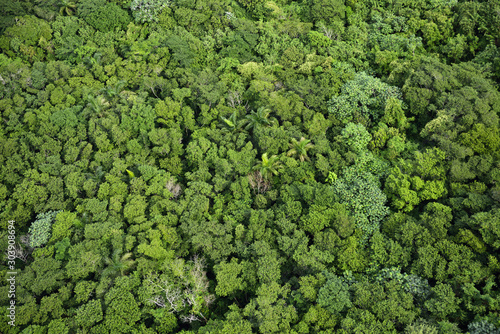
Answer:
328, 71, 403, 125
253, 153, 283, 180
287, 137, 315, 162
28, 211, 61, 248
244, 107, 273, 131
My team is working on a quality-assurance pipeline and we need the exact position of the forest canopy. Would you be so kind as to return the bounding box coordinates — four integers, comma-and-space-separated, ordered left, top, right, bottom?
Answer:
1, 0, 500, 333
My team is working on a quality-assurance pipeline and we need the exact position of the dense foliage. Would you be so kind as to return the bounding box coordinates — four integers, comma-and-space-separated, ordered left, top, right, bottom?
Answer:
1, 0, 500, 333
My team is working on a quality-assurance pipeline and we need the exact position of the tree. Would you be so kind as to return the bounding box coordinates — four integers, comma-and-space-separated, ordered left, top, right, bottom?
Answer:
339, 123, 371, 154
252, 153, 283, 180
0, 16, 53, 62
468, 209, 500, 251
220, 110, 246, 134
103, 276, 142, 332
59, 0, 77, 16
404, 321, 439, 334
79, 0, 132, 32
143, 256, 215, 324
242, 282, 298, 333
467, 320, 500, 334
305, 0, 346, 24
75, 299, 103, 329
19, 257, 65, 295
48, 319, 70, 334
287, 137, 314, 162
316, 272, 352, 314
101, 249, 135, 278
214, 258, 247, 297
248, 170, 271, 194
394, 57, 500, 160
244, 107, 274, 131
328, 71, 404, 125
65, 241, 104, 281
28, 211, 60, 248
331, 164, 389, 241
100, 80, 127, 103
85, 94, 110, 118
418, 203, 452, 241
385, 148, 447, 213
424, 283, 459, 320
131, 0, 170, 23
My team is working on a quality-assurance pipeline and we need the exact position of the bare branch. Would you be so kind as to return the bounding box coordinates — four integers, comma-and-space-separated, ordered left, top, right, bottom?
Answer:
148, 296, 166, 308
227, 91, 242, 108
5, 242, 32, 262
165, 179, 182, 199
180, 314, 200, 323
248, 171, 271, 194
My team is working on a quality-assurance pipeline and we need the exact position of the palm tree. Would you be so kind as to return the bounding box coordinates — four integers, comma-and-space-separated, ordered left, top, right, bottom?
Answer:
59, 0, 77, 16
287, 137, 314, 162
85, 166, 105, 184
253, 153, 283, 180
220, 111, 245, 133
101, 250, 135, 278
85, 94, 109, 118
244, 107, 273, 131
100, 80, 127, 103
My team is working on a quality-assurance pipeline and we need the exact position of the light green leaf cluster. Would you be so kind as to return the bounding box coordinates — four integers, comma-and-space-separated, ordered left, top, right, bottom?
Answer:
374, 267, 430, 299
130, 0, 170, 23
28, 210, 61, 248
332, 164, 389, 241
340, 122, 372, 154
328, 71, 403, 124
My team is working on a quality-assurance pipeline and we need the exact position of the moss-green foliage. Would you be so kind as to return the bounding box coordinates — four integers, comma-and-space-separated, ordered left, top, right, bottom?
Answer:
0, 16, 53, 62
316, 271, 352, 314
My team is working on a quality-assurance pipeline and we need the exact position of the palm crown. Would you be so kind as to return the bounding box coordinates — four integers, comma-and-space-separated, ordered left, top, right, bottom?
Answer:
85, 94, 110, 118
220, 111, 246, 133
101, 250, 135, 278
99, 80, 127, 103
244, 107, 273, 131
59, 0, 77, 16
253, 153, 283, 180
287, 137, 314, 162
